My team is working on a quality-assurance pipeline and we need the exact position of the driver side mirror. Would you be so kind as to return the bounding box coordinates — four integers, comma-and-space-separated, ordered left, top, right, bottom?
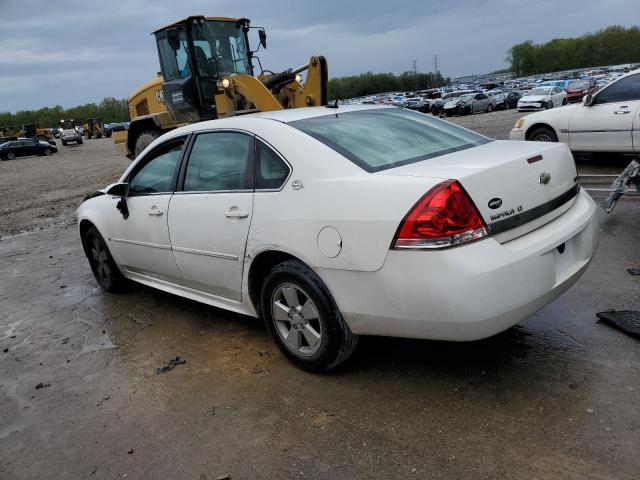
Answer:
106, 182, 129, 197
258, 29, 267, 49
583, 94, 593, 106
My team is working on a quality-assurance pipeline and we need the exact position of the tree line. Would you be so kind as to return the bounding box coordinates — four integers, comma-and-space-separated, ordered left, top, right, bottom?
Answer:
0, 97, 130, 130
328, 71, 449, 100
508, 25, 640, 76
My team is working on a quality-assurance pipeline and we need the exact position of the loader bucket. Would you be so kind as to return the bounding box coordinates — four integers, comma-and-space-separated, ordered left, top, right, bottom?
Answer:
113, 131, 129, 157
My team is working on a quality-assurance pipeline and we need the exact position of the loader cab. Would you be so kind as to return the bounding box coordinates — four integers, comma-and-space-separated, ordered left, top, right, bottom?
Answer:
154, 16, 255, 123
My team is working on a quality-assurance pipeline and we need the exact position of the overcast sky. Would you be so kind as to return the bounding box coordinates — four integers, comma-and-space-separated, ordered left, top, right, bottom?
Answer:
1, 0, 638, 113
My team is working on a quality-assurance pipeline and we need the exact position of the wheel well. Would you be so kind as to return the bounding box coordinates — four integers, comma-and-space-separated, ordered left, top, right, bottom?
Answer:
247, 250, 299, 316
79, 219, 95, 254
525, 123, 556, 140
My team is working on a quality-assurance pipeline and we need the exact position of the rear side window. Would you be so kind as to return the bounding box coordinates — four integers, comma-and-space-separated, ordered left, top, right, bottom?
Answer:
289, 108, 490, 172
255, 141, 290, 190
184, 132, 252, 192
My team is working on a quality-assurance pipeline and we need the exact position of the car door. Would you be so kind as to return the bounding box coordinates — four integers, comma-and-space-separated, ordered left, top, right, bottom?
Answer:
569, 73, 640, 152
553, 87, 565, 106
474, 94, 486, 112
106, 136, 186, 282
14, 140, 29, 157
167, 131, 255, 301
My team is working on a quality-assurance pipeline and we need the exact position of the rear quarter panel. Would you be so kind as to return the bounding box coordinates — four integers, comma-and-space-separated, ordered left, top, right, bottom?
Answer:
245, 120, 442, 272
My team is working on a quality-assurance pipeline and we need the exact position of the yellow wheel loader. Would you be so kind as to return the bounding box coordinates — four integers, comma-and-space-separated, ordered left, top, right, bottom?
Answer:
114, 16, 328, 158
0, 124, 55, 144
83, 118, 105, 139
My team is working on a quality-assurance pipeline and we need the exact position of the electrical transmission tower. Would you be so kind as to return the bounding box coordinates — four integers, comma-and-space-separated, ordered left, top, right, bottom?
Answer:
433, 54, 439, 73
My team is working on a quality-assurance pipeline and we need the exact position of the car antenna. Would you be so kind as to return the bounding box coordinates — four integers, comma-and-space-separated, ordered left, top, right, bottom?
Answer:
326, 98, 339, 109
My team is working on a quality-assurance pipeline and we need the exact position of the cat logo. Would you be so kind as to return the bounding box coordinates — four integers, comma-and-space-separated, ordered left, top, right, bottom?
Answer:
155, 89, 165, 103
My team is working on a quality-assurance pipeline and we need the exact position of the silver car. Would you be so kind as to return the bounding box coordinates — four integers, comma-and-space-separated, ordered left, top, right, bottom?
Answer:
61, 129, 83, 146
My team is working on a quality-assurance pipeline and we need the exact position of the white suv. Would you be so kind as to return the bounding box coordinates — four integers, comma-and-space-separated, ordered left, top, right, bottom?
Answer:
510, 69, 640, 153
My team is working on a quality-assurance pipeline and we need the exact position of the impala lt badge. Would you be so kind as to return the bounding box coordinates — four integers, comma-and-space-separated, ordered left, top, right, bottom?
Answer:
539, 172, 551, 185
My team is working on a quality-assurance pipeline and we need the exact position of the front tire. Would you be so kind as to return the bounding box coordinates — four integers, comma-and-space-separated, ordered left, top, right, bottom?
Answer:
528, 126, 558, 142
44, 148, 52, 156
83, 226, 126, 292
486, 103, 493, 113
134, 130, 161, 158
7, 152, 16, 160
261, 260, 358, 372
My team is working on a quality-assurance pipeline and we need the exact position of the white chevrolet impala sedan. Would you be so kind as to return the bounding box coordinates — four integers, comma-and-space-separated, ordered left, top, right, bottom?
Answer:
77, 105, 599, 371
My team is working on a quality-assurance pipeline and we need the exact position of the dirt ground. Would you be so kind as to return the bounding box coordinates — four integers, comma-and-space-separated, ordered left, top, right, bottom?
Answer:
1, 118, 639, 479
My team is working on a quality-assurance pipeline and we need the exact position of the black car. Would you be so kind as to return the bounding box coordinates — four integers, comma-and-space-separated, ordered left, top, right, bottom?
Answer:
0, 139, 58, 160
502, 90, 524, 109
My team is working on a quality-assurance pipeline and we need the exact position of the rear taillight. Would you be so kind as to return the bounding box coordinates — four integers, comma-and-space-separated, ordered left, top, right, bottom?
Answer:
393, 180, 489, 249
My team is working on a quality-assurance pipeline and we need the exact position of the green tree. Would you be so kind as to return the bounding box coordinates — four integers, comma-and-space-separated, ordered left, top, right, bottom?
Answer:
507, 26, 640, 76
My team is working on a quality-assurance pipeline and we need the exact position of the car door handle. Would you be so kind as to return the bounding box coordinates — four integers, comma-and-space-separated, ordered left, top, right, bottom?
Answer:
225, 210, 249, 219
614, 107, 631, 114
148, 209, 164, 216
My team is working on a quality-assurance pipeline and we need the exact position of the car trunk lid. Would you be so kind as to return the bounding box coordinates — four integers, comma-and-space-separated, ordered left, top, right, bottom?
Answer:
379, 140, 579, 243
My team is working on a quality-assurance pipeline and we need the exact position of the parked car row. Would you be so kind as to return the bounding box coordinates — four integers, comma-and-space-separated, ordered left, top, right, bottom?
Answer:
342, 63, 638, 119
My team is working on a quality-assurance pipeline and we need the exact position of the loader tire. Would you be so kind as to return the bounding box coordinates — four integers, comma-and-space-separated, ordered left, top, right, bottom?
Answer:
134, 130, 161, 158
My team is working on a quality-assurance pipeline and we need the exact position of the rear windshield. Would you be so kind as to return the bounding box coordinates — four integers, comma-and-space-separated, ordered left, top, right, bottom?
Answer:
289, 108, 490, 172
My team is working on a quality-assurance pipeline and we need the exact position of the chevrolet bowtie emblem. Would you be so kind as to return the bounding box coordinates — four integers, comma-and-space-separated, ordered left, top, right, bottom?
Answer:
539, 172, 551, 185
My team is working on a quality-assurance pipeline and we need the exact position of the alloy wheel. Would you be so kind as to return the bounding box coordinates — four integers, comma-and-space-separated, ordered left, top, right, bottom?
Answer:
271, 283, 322, 356
89, 236, 112, 283
533, 133, 554, 142
7, 152, 16, 160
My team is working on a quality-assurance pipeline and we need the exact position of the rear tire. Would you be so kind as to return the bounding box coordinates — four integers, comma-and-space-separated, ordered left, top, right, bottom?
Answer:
528, 126, 558, 142
261, 260, 358, 372
77, 138, 83, 145
83, 226, 126, 292
134, 130, 161, 158
486, 103, 493, 113
62, 141, 67, 146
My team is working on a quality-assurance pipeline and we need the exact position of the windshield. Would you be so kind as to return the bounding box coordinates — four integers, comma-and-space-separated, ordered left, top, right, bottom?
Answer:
458, 94, 474, 101
192, 20, 251, 77
527, 87, 552, 96
289, 108, 491, 172
569, 80, 590, 89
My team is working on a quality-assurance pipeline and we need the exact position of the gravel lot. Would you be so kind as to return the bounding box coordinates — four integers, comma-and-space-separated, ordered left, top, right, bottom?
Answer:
1, 117, 639, 479
0, 139, 129, 235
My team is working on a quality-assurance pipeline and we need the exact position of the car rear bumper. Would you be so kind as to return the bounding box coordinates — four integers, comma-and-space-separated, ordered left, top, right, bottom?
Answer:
318, 189, 598, 341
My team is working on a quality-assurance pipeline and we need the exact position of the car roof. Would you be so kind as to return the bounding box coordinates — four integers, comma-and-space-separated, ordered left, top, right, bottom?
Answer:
176, 104, 396, 134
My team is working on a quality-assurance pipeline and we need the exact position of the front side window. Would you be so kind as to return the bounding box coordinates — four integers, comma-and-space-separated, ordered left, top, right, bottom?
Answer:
184, 132, 252, 191
129, 140, 184, 195
595, 74, 640, 104
255, 141, 290, 190
191, 21, 251, 76
290, 108, 490, 173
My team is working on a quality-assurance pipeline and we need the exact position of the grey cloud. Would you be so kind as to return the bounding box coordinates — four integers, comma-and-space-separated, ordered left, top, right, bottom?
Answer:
0, 0, 638, 112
